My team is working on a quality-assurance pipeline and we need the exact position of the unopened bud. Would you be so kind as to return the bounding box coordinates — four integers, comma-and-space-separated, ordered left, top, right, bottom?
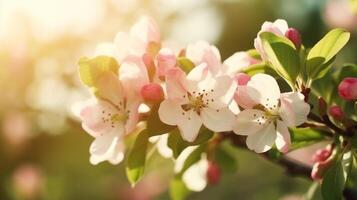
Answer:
338, 77, 357, 100
318, 97, 328, 117
311, 145, 334, 180
234, 73, 251, 86
206, 161, 221, 185
140, 83, 164, 104
329, 105, 344, 121
312, 145, 332, 163
285, 28, 302, 49
156, 48, 177, 77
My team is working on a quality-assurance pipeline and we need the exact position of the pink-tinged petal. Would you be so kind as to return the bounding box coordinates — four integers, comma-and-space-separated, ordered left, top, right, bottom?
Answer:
177, 110, 202, 142
234, 85, 257, 109
223, 52, 258, 76
158, 100, 182, 126
119, 56, 149, 100
279, 92, 310, 127
79, 99, 121, 137
96, 72, 125, 106
124, 101, 140, 134
201, 107, 235, 132
247, 74, 280, 109
275, 120, 291, 153
234, 73, 251, 86
186, 41, 221, 73
165, 68, 189, 102
233, 109, 266, 136
187, 63, 209, 83
113, 32, 144, 61
156, 48, 177, 77
130, 16, 161, 45
89, 129, 125, 165
206, 75, 237, 109
246, 123, 276, 153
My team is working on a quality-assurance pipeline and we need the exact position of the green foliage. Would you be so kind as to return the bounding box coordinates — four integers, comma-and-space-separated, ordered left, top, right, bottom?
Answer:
259, 32, 300, 87
215, 147, 238, 173
306, 29, 350, 80
169, 176, 191, 200
289, 127, 328, 150
241, 63, 277, 77
321, 153, 348, 200
78, 56, 119, 87
177, 57, 195, 73
146, 105, 176, 136
125, 130, 149, 186
246, 49, 261, 60
168, 128, 214, 158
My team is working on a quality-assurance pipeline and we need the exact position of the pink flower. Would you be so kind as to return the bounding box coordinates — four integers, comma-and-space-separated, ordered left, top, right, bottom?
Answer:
254, 19, 290, 60
222, 52, 259, 76
311, 145, 333, 180
156, 48, 177, 78
158, 64, 236, 142
338, 77, 357, 100
233, 74, 310, 153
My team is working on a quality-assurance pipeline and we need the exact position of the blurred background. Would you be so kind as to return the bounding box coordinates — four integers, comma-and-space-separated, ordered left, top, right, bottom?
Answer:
0, 0, 356, 199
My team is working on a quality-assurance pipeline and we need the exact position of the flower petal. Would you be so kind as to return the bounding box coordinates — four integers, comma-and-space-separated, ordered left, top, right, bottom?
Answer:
247, 74, 280, 109
275, 120, 291, 153
279, 92, 310, 127
206, 75, 237, 109
130, 16, 161, 45
201, 107, 235, 132
233, 109, 266, 136
186, 41, 221, 74
165, 68, 188, 102
222, 52, 258, 76
234, 85, 257, 109
96, 72, 125, 106
177, 110, 202, 142
246, 123, 276, 153
89, 128, 125, 165
182, 155, 208, 192
158, 100, 183, 126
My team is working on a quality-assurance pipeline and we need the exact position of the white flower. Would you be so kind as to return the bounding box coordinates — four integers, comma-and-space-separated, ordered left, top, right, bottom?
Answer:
158, 64, 236, 142
233, 74, 310, 153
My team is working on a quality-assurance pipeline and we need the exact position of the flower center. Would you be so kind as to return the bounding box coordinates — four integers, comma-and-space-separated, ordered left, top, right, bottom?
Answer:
181, 89, 215, 115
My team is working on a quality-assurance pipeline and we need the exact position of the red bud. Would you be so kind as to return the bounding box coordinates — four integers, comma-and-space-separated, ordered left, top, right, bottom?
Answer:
338, 77, 357, 100
140, 83, 164, 104
329, 105, 344, 121
206, 161, 221, 185
285, 28, 301, 49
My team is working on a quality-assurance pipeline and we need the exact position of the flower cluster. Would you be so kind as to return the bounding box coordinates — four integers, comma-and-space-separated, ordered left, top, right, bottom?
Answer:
74, 16, 356, 198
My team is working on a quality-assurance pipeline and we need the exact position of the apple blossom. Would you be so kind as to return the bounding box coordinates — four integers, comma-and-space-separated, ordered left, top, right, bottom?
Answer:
222, 52, 259, 76
233, 74, 310, 153
158, 64, 236, 142
254, 19, 290, 60
338, 77, 357, 100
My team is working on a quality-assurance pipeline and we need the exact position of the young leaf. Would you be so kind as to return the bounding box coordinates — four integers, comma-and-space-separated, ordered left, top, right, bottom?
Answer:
146, 105, 175, 136
241, 63, 277, 77
78, 56, 119, 87
169, 176, 191, 200
168, 128, 214, 158
321, 155, 346, 200
177, 57, 195, 73
306, 29, 350, 80
289, 127, 329, 150
259, 32, 300, 86
126, 130, 149, 186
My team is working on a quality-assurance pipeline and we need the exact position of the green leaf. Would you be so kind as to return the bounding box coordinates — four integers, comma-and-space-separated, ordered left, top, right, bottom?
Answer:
241, 63, 277, 77
169, 176, 191, 200
78, 56, 119, 87
177, 57, 195, 74
168, 128, 214, 158
259, 32, 300, 86
126, 130, 149, 186
215, 147, 237, 173
146, 105, 175, 136
289, 127, 329, 150
321, 155, 346, 200
246, 49, 261, 60
306, 29, 350, 80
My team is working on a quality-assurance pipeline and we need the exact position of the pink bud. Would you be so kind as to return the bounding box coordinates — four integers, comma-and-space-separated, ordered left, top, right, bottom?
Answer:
206, 161, 221, 185
156, 48, 177, 77
338, 77, 357, 100
285, 28, 301, 49
311, 145, 334, 180
141, 83, 164, 104
329, 105, 344, 121
312, 146, 332, 163
234, 73, 250, 86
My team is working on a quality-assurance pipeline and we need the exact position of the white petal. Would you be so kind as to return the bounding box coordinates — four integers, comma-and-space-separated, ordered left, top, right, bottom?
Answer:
273, 19, 289, 34
174, 146, 199, 173
222, 52, 256, 76
206, 75, 237, 109
202, 107, 235, 132
187, 63, 209, 83
124, 101, 140, 134
177, 110, 202, 142
275, 120, 291, 153
158, 100, 182, 126
279, 92, 310, 127
156, 134, 173, 158
233, 109, 266, 136
246, 123, 276, 153
129, 16, 160, 44
182, 155, 208, 192
89, 129, 125, 165
165, 68, 188, 103
113, 32, 143, 61
247, 74, 280, 109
